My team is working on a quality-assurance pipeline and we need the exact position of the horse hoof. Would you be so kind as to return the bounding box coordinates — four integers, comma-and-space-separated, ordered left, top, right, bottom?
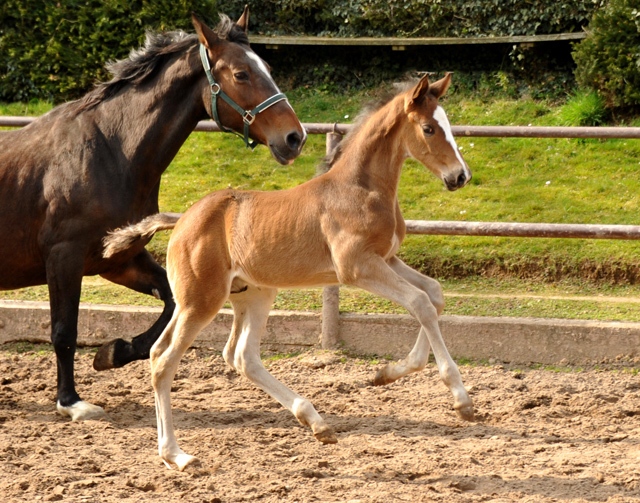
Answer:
373, 367, 393, 386
162, 454, 201, 471
93, 339, 128, 371
314, 427, 338, 444
57, 400, 109, 421
455, 405, 475, 422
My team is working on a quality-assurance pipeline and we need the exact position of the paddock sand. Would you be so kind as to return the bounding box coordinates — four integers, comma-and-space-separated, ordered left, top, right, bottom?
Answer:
1, 344, 640, 502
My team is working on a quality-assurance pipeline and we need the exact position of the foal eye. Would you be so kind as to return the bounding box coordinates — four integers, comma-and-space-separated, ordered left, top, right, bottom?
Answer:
234, 71, 249, 82
422, 125, 435, 137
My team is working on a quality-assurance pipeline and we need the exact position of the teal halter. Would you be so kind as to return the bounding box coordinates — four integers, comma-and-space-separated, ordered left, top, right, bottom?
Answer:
199, 44, 287, 149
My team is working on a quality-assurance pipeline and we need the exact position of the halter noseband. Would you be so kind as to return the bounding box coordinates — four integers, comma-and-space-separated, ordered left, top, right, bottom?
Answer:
199, 44, 287, 149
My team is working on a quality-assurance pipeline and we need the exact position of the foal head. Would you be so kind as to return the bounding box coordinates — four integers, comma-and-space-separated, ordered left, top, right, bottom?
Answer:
193, 9, 306, 164
403, 74, 471, 191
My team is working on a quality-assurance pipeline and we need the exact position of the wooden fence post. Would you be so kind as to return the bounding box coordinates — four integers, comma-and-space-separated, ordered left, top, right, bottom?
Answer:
319, 131, 342, 349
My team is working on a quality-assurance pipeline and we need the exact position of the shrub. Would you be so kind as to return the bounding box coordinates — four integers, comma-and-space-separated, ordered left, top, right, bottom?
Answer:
0, 0, 604, 102
218, 0, 603, 37
0, 0, 217, 102
572, 0, 640, 110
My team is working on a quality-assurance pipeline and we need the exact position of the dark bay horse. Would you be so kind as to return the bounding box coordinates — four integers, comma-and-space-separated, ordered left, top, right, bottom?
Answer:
0, 8, 305, 421
105, 74, 473, 470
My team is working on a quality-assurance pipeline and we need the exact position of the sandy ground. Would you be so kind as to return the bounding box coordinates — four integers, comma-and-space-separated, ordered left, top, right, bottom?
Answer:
1, 344, 640, 502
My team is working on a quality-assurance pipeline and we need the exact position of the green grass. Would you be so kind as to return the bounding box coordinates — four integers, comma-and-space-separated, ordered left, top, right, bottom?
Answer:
558, 90, 609, 127
2, 84, 640, 321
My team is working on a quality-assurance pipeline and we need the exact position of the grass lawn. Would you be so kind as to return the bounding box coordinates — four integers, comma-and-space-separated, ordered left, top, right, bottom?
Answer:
2, 82, 640, 321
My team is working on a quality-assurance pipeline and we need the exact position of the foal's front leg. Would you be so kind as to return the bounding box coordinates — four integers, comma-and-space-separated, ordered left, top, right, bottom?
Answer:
374, 256, 442, 385
343, 255, 474, 421
229, 287, 338, 444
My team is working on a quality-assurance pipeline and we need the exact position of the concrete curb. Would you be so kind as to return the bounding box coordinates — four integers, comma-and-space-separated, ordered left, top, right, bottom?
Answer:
1, 300, 639, 365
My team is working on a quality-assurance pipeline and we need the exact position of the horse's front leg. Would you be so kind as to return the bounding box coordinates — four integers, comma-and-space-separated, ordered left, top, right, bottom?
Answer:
93, 250, 175, 370
230, 286, 338, 444
47, 244, 107, 421
374, 256, 442, 385
341, 255, 474, 421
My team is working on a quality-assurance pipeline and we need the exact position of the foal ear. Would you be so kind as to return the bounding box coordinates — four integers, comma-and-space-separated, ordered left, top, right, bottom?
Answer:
236, 5, 250, 33
404, 74, 431, 112
428, 73, 452, 100
192, 14, 220, 48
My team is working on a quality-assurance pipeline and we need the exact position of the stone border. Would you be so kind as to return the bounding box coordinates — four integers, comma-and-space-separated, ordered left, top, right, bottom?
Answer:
1, 300, 639, 365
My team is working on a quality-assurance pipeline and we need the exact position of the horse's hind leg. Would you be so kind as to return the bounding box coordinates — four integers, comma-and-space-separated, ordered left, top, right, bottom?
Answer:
374, 256, 443, 385
46, 245, 106, 421
150, 305, 218, 471
93, 250, 175, 370
229, 287, 337, 444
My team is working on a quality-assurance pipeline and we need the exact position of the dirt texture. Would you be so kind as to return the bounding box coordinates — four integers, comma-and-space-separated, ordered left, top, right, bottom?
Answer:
1, 345, 640, 503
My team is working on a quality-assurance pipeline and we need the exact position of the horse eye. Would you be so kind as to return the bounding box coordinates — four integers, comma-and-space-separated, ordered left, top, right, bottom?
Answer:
234, 71, 249, 82
422, 125, 435, 137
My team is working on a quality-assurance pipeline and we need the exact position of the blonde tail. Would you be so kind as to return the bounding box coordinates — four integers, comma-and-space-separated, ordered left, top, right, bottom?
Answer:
103, 213, 182, 258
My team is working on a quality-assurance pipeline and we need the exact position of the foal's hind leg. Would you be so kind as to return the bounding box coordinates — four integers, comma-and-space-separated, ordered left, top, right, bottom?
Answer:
151, 302, 223, 470
374, 256, 443, 385
93, 250, 175, 370
229, 287, 337, 444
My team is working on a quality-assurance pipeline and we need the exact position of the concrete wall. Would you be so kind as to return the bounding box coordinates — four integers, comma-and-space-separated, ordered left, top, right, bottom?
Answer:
1, 300, 639, 365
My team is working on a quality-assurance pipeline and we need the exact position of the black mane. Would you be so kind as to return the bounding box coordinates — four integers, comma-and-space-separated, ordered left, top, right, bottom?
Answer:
71, 15, 248, 114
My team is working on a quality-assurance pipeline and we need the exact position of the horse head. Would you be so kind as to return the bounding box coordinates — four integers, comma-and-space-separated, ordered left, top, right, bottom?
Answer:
193, 8, 306, 165
403, 73, 471, 191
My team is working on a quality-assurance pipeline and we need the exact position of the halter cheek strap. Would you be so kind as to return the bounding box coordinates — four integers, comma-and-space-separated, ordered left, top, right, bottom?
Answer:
199, 44, 287, 150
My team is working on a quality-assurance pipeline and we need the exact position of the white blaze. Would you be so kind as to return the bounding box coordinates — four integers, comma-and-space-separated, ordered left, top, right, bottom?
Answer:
433, 106, 471, 178
245, 50, 280, 91
245, 49, 299, 120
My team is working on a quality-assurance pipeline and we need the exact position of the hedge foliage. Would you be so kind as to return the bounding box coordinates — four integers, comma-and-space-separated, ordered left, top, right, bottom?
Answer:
0, 0, 607, 103
219, 0, 603, 37
0, 0, 217, 102
572, 0, 640, 110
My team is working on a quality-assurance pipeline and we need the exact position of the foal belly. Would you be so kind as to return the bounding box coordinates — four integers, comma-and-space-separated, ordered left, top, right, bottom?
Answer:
236, 259, 339, 289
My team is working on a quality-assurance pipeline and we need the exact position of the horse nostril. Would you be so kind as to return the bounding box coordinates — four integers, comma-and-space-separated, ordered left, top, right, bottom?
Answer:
457, 172, 468, 187
286, 131, 302, 151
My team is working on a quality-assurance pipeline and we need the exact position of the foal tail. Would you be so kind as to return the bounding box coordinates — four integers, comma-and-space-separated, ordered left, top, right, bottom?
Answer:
103, 212, 182, 258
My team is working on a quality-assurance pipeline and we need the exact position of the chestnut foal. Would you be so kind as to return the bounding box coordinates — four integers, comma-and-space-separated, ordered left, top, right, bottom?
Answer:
105, 73, 473, 470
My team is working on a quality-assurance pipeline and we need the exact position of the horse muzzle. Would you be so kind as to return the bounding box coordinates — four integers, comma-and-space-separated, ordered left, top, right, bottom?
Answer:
444, 169, 472, 191
268, 128, 307, 165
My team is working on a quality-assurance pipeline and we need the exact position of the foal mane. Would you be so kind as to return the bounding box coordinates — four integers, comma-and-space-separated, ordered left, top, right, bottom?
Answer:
321, 80, 417, 171
71, 15, 249, 115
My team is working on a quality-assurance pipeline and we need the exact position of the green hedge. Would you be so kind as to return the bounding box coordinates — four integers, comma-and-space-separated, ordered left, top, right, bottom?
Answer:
572, 0, 640, 110
0, 0, 604, 102
219, 0, 603, 37
0, 0, 217, 102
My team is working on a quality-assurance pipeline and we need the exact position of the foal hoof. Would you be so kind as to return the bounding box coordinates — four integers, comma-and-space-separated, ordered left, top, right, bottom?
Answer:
93, 339, 127, 371
373, 367, 394, 386
314, 426, 338, 444
455, 405, 475, 422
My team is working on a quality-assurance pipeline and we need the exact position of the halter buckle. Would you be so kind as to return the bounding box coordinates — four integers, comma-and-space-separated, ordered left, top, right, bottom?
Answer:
210, 83, 221, 95
243, 111, 256, 125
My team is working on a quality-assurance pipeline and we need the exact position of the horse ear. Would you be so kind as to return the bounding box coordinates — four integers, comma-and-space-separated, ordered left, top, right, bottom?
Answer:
192, 13, 219, 48
236, 5, 250, 33
404, 74, 430, 112
428, 73, 452, 100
